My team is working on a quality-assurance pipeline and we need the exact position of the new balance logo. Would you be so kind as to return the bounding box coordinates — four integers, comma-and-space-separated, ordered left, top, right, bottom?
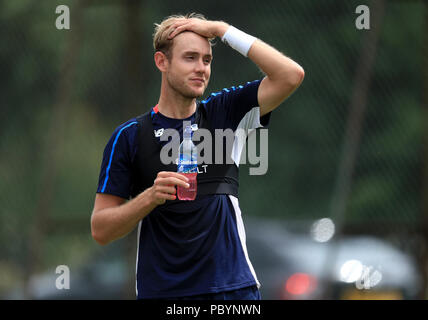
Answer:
154, 128, 164, 137
155, 126, 196, 137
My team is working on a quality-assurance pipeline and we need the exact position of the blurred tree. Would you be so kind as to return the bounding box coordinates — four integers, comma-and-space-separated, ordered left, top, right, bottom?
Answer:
320, 0, 386, 299
121, 0, 145, 299
123, 0, 145, 116
329, 0, 385, 234
23, 0, 85, 298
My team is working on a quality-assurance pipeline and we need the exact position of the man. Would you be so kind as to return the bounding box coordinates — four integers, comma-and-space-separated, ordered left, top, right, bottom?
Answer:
91, 13, 304, 300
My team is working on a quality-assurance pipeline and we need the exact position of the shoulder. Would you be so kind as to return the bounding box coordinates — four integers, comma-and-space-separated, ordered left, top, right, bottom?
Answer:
200, 79, 262, 107
103, 118, 140, 158
112, 118, 139, 136
108, 118, 139, 144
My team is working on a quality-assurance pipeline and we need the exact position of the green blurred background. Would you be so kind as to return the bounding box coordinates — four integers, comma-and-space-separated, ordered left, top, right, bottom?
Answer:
1, 0, 427, 299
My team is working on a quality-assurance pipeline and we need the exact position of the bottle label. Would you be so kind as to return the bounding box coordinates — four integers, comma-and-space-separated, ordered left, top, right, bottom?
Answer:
178, 163, 198, 173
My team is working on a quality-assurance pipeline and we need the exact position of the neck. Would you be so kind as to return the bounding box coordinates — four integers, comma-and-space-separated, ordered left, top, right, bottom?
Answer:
157, 78, 197, 119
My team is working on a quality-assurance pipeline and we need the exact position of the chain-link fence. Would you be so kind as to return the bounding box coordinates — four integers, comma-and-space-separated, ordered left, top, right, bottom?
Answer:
0, 0, 426, 299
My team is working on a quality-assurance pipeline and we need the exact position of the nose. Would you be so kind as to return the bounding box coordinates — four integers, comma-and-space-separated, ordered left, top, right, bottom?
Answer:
194, 58, 206, 74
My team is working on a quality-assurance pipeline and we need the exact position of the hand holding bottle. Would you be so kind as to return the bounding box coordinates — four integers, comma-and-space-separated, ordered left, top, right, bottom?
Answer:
177, 125, 198, 200
150, 171, 190, 205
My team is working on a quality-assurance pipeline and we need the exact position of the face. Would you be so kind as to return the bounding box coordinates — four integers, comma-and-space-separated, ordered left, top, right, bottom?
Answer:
164, 32, 212, 99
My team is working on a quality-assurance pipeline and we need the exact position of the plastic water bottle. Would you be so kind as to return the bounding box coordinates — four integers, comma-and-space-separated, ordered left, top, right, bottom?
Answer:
177, 125, 197, 200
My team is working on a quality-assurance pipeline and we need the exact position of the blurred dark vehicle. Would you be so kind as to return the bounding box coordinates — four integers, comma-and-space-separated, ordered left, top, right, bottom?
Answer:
246, 217, 421, 300
11, 217, 421, 300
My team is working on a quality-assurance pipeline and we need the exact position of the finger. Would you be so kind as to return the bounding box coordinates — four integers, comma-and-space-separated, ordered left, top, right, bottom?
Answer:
155, 185, 177, 195
158, 171, 189, 182
157, 172, 189, 183
169, 19, 188, 30
158, 192, 177, 201
156, 176, 189, 188
168, 19, 190, 31
160, 177, 190, 188
168, 22, 193, 39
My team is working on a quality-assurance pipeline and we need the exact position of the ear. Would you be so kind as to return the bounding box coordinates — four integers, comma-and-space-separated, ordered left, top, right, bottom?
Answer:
154, 51, 169, 73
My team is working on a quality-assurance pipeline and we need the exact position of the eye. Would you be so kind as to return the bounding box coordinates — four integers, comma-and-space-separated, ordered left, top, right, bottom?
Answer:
185, 56, 195, 60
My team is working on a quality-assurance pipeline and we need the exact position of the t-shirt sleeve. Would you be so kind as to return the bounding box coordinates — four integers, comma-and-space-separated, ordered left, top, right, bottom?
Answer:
96, 120, 138, 199
201, 79, 271, 131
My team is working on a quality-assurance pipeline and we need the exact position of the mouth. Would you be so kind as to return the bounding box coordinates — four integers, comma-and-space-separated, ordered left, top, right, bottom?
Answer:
190, 78, 205, 85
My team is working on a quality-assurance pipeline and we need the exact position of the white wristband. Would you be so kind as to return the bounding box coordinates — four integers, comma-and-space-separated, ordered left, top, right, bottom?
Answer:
221, 26, 256, 57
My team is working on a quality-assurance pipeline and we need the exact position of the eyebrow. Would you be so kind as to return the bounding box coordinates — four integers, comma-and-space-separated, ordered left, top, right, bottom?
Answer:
182, 51, 212, 59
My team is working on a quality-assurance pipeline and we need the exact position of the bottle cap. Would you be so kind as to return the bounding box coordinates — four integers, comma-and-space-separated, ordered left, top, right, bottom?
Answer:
184, 125, 192, 139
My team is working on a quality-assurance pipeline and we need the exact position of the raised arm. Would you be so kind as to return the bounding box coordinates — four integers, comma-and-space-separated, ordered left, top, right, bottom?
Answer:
248, 39, 305, 116
167, 19, 304, 116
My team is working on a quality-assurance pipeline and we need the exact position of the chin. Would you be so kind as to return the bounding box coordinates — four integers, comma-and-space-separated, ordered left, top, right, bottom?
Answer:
186, 87, 206, 99
171, 81, 207, 99
194, 89, 206, 98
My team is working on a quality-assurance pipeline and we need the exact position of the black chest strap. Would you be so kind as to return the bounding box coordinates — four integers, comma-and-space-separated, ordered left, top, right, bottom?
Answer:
130, 105, 239, 199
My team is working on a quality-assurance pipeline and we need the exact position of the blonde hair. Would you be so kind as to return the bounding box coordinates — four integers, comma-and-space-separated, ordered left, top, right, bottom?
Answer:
153, 13, 214, 59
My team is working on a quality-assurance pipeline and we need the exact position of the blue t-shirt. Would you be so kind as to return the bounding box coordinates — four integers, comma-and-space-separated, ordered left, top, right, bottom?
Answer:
96, 79, 270, 298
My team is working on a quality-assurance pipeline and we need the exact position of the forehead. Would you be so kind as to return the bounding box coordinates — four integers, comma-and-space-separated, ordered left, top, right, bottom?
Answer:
171, 31, 212, 56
